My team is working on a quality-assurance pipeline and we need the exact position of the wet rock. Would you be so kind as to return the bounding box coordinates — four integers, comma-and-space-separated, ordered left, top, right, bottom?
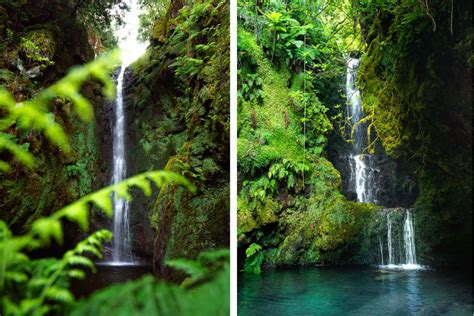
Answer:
26, 65, 41, 78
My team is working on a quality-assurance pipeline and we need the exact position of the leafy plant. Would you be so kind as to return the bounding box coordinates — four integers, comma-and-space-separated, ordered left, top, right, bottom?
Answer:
0, 170, 194, 316
0, 50, 120, 172
20, 37, 55, 70
268, 158, 310, 191
70, 249, 230, 316
243, 243, 263, 274
238, 72, 263, 103
243, 177, 276, 209
1, 228, 112, 315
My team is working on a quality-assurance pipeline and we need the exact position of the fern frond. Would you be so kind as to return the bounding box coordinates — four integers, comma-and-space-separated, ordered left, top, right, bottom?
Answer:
45, 286, 74, 303
64, 255, 95, 271
4, 271, 28, 283
0, 50, 120, 171
55, 171, 195, 231
31, 218, 63, 245
165, 259, 207, 281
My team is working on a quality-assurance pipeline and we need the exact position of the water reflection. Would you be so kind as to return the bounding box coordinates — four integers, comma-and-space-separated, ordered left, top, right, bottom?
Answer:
405, 271, 423, 314
238, 267, 473, 315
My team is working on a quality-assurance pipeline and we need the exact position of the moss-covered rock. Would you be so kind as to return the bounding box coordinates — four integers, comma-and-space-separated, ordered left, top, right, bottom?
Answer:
126, 0, 230, 281
0, 1, 108, 236
357, 0, 472, 268
237, 29, 383, 268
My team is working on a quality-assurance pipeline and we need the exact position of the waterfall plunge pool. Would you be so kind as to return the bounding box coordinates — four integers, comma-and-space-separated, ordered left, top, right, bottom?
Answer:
238, 266, 472, 315
71, 263, 152, 298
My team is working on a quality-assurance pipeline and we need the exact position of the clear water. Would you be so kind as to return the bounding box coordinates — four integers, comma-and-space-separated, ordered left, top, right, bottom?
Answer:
238, 267, 472, 315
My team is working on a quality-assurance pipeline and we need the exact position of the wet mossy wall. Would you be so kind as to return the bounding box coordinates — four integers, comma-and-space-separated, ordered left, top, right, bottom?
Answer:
0, 1, 107, 235
128, 0, 230, 281
237, 29, 381, 268
356, 0, 472, 268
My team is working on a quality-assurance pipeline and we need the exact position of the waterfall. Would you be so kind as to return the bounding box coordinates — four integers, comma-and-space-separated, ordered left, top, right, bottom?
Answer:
111, 65, 130, 262
109, 0, 147, 264
387, 213, 393, 265
378, 209, 422, 270
345, 58, 377, 204
344, 60, 423, 270
378, 236, 384, 266
404, 210, 417, 265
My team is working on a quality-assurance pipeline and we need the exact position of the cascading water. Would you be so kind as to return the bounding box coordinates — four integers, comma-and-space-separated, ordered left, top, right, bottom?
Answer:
109, 0, 147, 264
387, 213, 393, 265
378, 236, 384, 266
378, 208, 423, 270
345, 58, 377, 204
344, 59, 422, 270
404, 210, 417, 266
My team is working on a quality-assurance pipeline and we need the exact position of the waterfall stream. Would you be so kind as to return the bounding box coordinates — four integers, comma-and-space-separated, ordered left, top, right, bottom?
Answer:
345, 59, 422, 270
387, 213, 393, 265
109, 0, 147, 264
404, 210, 417, 266
345, 58, 377, 204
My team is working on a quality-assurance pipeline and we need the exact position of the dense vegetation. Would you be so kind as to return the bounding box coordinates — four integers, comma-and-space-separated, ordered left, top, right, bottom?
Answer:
1, 0, 229, 314
237, 0, 472, 272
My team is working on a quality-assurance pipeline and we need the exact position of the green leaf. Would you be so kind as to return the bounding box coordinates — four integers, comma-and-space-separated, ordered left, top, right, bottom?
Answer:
245, 243, 262, 257
165, 259, 207, 281
32, 218, 63, 245
45, 286, 74, 303
63, 204, 89, 231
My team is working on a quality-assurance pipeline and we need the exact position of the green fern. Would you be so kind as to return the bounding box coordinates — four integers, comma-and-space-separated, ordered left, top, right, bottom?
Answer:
0, 48, 201, 315
70, 250, 230, 316
243, 243, 263, 274
0, 50, 120, 172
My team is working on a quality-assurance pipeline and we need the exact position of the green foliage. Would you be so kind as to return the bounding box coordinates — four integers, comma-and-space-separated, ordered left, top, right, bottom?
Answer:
70, 250, 230, 316
76, 0, 125, 49
356, 0, 472, 265
19, 36, 55, 70
243, 243, 263, 274
243, 177, 276, 205
268, 158, 309, 190
0, 170, 194, 315
1, 223, 112, 316
0, 47, 200, 315
165, 249, 229, 287
0, 51, 120, 172
138, 0, 170, 41
238, 72, 263, 103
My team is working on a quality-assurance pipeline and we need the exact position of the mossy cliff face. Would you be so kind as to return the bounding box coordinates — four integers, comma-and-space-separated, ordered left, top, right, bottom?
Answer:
356, 0, 472, 268
237, 30, 381, 268
128, 0, 230, 280
0, 1, 106, 235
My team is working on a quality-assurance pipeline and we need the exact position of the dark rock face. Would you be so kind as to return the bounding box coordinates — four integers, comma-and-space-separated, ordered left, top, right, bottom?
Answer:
327, 133, 418, 208
0, 1, 107, 249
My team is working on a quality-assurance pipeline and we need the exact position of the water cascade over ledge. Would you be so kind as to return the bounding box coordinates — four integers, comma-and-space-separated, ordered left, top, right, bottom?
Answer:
345, 59, 423, 270
108, 0, 147, 264
345, 58, 378, 204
